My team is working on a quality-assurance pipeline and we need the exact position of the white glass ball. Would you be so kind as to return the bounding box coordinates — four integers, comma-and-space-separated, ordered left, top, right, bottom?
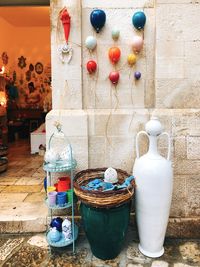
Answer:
112, 28, 120, 40
85, 36, 97, 51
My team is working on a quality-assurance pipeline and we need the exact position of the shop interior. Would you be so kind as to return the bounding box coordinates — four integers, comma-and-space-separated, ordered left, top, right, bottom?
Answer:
0, 6, 51, 156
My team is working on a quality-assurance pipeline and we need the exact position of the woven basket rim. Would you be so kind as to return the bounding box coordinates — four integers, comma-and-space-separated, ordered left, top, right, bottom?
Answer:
74, 167, 135, 208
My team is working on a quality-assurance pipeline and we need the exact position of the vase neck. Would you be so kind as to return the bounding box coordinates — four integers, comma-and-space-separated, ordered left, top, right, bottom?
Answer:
147, 135, 159, 156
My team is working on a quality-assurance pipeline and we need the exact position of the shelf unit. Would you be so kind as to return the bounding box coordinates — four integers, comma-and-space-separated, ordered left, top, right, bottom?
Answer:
43, 126, 78, 252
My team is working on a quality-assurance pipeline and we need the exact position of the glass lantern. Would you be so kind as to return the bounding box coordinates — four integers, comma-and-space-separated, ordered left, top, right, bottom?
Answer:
44, 122, 76, 172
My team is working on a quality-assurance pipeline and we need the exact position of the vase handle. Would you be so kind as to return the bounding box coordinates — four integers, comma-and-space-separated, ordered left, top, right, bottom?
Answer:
136, 131, 148, 159
160, 132, 171, 161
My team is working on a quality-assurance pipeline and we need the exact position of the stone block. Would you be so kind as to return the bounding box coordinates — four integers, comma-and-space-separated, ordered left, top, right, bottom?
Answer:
174, 159, 200, 175
51, 0, 82, 109
82, 0, 154, 8
156, 57, 184, 79
151, 261, 169, 267
174, 136, 187, 159
170, 175, 186, 217
187, 136, 200, 159
46, 110, 88, 137
166, 218, 200, 238
186, 176, 200, 216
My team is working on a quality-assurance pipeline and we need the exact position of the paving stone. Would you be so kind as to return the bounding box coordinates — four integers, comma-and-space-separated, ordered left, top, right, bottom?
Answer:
0, 186, 6, 192
127, 243, 151, 264
174, 264, 199, 267
0, 193, 28, 203
14, 176, 43, 186
0, 238, 24, 261
27, 234, 48, 249
0, 177, 18, 186
126, 264, 143, 267
24, 192, 45, 202
179, 242, 200, 264
2, 185, 43, 193
151, 261, 169, 267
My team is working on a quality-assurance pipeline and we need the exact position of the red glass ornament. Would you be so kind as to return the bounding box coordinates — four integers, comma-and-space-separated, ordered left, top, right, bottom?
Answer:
86, 60, 97, 74
109, 71, 120, 85
60, 8, 71, 43
108, 47, 121, 64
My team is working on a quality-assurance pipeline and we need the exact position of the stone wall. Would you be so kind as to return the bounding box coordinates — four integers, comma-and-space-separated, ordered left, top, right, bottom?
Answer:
47, 0, 200, 237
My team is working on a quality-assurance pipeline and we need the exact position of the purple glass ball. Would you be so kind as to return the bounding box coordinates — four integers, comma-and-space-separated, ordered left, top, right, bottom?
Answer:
134, 71, 141, 80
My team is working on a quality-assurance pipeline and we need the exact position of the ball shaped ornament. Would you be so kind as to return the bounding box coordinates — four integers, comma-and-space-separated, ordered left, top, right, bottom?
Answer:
127, 53, 137, 66
109, 71, 120, 85
108, 47, 121, 64
85, 36, 97, 51
132, 35, 144, 53
86, 60, 97, 74
90, 9, 106, 33
132, 11, 146, 30
134, 71, 141, 80
112, 27, 120, 40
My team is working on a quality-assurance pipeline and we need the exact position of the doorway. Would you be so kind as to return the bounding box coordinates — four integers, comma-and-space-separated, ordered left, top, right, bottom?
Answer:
0, 4, 51, 158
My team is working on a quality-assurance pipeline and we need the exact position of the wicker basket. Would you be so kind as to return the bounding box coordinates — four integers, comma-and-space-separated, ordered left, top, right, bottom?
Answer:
74, 168, 135, 208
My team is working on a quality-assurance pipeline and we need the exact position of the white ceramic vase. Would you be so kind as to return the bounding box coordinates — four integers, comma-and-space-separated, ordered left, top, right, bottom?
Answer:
133, 117, 173, 258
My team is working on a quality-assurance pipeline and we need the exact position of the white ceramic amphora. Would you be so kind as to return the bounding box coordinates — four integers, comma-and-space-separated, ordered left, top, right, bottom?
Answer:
133, 117, 173, 258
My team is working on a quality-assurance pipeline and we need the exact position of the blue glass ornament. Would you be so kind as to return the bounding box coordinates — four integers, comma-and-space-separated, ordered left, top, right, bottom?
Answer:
50, 217, 63, 232
90, 9, 106, 33
132, 11, 146, 30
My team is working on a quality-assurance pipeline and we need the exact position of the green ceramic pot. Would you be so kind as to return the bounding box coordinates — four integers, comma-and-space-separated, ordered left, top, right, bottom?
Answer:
80, 202, 131, 260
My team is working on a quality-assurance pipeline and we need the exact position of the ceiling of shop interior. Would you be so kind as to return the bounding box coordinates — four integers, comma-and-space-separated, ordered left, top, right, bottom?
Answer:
0, 0, 49, 6
0, 6, 50, 27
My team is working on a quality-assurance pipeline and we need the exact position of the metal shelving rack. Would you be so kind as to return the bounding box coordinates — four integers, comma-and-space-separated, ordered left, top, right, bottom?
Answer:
43, 124, 78, 252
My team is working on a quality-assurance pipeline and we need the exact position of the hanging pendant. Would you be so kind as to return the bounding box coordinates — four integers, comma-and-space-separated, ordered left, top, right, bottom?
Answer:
59, 8, 73, 63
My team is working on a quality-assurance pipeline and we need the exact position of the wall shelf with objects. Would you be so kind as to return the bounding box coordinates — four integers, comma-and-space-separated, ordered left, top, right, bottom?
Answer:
43, 123, 78, 252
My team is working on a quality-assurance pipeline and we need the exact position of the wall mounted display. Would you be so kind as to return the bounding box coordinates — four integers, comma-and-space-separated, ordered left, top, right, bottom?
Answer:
12, 71, 16, 82
127, 53, 137, 66
18, 56, 26, 69
85, 36, 97, 51
134, 71, 141, 80
111, 28, 120, 40
108, 47, 121, 64
1, 52, 8, 65
109, 71, 120, 85
132, 11, 146, 30
90, 9, 106, 33
86, 60, 97, 74
29, 64, 34, 72
26, 70, 32, 81
35, 62, 43, 74
132, 35, 144, 53
58, 7, 73, 63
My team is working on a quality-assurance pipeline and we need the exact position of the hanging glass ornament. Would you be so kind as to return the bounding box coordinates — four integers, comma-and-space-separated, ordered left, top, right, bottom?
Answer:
112, 28, 120, 40
59, 8, 73, 63
109, 71, 120, 85
90, 9, 106, 33
134, 71, 141, 80
86, 60, 97, 74
132, 36, 144, 53
132, 11, 146, 30
108, 47, 121, 64
127, 53, 137, 66
85, 36, 97, 51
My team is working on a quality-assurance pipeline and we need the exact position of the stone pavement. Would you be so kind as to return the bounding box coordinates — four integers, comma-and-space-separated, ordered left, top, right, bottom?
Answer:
0, 231, 199, 267
0, 140, 47, 233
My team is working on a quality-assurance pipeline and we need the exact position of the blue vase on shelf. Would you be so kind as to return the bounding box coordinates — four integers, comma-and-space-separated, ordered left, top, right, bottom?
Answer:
49, 227, 62, 242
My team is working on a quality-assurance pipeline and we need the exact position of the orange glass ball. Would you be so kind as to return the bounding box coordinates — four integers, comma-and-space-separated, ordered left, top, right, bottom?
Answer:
108, 47, 121, 64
